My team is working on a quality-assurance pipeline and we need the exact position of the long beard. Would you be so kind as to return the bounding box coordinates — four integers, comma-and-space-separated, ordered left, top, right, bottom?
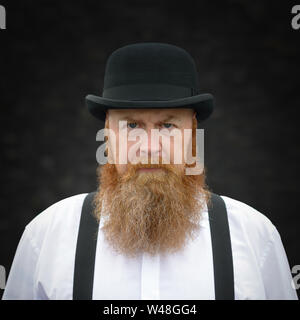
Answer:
93, 162, 211, 258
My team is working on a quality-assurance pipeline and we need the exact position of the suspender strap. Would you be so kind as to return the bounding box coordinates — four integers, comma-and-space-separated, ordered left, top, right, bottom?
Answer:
73, 192, 98, 300
73, 191, 235, 300
208, 192, 235, 300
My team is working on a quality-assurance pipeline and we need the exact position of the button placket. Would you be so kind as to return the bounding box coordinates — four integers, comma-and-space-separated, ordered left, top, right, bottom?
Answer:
141, 252, 160, 300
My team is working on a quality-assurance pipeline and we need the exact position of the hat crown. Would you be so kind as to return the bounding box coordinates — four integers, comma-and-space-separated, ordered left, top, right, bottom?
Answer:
102, 42, 200, 99
86, 42, 214, 124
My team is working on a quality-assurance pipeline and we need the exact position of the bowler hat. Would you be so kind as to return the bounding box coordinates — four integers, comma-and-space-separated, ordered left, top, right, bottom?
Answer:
86, 42, 214, 126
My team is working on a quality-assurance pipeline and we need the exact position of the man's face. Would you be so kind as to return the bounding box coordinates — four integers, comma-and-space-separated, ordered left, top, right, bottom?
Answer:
94, 107, 210, 258
106, 108, 196, 175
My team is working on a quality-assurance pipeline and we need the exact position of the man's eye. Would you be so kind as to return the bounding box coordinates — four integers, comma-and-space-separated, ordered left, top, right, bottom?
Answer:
162, 123, 173, 128
127, 122, 138, 129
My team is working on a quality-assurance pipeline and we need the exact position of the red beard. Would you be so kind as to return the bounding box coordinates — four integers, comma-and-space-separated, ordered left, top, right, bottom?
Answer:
93, 161, 211, 258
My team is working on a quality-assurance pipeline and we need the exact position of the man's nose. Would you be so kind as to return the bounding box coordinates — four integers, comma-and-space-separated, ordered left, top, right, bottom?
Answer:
139, 127, 161, 160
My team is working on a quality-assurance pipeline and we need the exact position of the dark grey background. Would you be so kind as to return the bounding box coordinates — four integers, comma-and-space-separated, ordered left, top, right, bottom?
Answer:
0, 0, 299, 299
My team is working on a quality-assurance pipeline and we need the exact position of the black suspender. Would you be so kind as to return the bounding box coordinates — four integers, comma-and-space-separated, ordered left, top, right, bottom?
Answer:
73, 192, 98, 300
208, 193, 235, 300
73, 191, 234, 300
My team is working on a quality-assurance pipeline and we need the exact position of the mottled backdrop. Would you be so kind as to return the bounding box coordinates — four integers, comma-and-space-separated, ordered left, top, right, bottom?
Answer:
0, 0, 299, 299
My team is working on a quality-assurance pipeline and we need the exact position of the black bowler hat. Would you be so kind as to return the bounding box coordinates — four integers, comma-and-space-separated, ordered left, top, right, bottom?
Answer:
86, 42, 214, 126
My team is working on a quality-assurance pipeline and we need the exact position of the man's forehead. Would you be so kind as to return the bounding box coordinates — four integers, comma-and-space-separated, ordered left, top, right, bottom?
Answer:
107, 108, 194, 121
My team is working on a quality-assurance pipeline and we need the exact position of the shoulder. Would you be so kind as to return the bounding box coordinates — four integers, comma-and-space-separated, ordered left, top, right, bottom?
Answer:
218, 195, 298, 299
220, 194, 276, 232
219, 194, 278, 251
24, 193, 88, 247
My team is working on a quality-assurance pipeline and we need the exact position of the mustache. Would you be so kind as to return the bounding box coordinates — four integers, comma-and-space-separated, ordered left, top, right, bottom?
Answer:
119, 159, 183, 183
122, 156, 183, 170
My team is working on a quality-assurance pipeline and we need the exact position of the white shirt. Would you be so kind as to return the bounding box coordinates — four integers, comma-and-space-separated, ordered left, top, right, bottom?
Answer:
2, 193, 298, 300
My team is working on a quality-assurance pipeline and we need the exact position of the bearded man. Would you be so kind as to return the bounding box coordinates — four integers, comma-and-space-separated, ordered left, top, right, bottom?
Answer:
94, 106, 210, 259
2, 43, 298, 300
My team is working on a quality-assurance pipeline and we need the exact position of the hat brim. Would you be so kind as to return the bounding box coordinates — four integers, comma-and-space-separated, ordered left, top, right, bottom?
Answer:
85, 93, 214, 127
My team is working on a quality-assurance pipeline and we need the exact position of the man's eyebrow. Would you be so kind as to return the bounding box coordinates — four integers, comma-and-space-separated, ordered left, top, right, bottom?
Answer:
118, 116, 140, 122
118, 115, 181, 123
159, 115, 181, 122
